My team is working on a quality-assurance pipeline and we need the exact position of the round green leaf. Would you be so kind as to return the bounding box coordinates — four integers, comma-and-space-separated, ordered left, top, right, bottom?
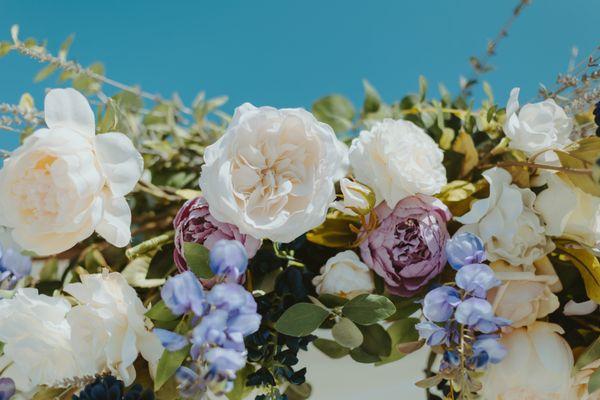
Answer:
274, 303, 330, 337
332, 317, 363, 349
183, 242, 213, 279
313, 338, 349, 359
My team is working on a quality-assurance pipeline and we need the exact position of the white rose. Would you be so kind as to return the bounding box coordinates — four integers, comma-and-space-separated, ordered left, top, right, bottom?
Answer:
199, 103, 346, 243
0, 88, 143, 256
534, 172, 600, 249
331, 178, 375, 216
481, 322, 574, 400
312, 250, 375, 299
488, 261, 560, 328
0, 288, 78, 392
348, 119, 446, 207
504, 87, 572, 162
456, 167, 554, 267
64, 270, 162, 385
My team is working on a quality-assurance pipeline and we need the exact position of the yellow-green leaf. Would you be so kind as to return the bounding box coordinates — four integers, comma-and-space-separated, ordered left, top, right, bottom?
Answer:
558, 242, 600, 302
556, 151, 600, 196
306, 212, 359, 248
452, 130, 478, 177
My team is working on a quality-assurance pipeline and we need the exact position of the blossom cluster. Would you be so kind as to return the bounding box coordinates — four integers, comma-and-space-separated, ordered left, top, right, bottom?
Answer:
155, 241, 261, 397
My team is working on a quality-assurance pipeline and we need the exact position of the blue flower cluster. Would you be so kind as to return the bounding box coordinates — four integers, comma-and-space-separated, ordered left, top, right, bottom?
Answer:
0, 243, 31, 290
154, 240, 261, 397
0, 377, 15, 400
416, 232, 509, 371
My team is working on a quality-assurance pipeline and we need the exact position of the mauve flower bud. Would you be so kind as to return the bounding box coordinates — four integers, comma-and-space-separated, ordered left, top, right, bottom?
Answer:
173, 197, 261, 271
359, 194, 451, 297
445, 232, 486, 270
209, 240, 248, 282
423, 286, 461, 322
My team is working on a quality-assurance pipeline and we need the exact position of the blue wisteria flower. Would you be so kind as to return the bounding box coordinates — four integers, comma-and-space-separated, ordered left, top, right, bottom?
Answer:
455, 263, 501, 298
422, 286, 461, 322
470, 335, 507, 369
0, 378, 15, 400
209, 239, 249, 282
445, 232, 486, 270
455, 298, 510, 333
161, 270, 207, 316
415, 321, 449, 346
0, 243, 31, 290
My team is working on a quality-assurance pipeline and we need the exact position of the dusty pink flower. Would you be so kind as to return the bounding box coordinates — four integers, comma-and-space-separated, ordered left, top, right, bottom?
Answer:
173, 197, 261, 271
359, 194, 451, 297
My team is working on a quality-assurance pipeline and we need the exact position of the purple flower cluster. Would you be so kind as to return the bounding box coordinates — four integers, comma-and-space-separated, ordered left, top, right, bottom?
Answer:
0, 378, 15, 400
415, 233, 508, 371
155, 241, 261, 397
0, 243, 31, 290
173, 196, 261, 272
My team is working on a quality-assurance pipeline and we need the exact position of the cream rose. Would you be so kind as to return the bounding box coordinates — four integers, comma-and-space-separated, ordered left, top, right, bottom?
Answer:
0, 288, 78, 392
199, 103, 346, 243
348, 118, 446, 208
0, 88, 143, 256
331, 178, 375, 216
312, 250, 375, 299
481, 322, 574, 400
488, 261, 560, 328
504, 87, 573, 162
64, 270, 162, 385
456, 167, 554, 267
534, 172, 600, 249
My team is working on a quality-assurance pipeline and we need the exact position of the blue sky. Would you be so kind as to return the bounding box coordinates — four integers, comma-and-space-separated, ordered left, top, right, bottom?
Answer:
0, 0, 598, 149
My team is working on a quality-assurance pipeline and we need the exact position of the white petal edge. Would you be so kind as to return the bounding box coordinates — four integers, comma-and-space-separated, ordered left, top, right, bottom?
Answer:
94, 132, 144, 197
96, 190, 132, 248
44, 88, 95, 138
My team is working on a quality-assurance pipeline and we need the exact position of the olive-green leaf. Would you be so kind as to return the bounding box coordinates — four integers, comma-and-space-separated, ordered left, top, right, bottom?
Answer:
575, 336, 600, 371
332, 317, 363, 349
312, 94, 355, 133
183, 242, 213, 279
154, 344, 190, 391
342, 294, 396, 325
376, 318, 419, 365
146, 300, 178, 322
313, 338, 349, 359
589, 368, 600, 395
358, 323, 392, 358
274, 303, 330, 337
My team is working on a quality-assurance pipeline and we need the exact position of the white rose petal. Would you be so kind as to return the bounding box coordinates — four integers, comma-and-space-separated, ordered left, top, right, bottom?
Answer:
563, 299, 599, 316
481, 322, 574, 400
64, 270, 162, 385
332, 178, 375, 216
0, 88, 143, 255
534, 172, 600, 249
504, 87, 572, 162
456, 167, 554, 267
199, 103, 346, 243
312, 250, 375, 299
348, 118, 446, 208
0, 288, 79, 392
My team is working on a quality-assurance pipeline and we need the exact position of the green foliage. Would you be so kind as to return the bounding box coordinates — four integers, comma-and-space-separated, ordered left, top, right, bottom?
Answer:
377, 318, 420, 365
274, 303, 330, 337
146, 300, 178, 322
331, 317, 363, 349
312, 338, 349, 359
154, 344, 190, 391
312, 94, 355, 133
183, 242, 213, 279
342, 294, 396, 325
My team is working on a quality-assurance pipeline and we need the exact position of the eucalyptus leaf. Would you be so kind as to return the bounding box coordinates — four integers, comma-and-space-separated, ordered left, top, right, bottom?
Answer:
342, 294, 396, 325
274, 303, 330, 337
332, 317, 363, 349
183, 242, 213, 279
313, 338, 349, 359
358, 323, 391, 358
376, 318, 419, 365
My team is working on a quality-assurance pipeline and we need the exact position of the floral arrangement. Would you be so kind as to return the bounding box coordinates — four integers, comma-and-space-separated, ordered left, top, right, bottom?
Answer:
0, 22, 599, 400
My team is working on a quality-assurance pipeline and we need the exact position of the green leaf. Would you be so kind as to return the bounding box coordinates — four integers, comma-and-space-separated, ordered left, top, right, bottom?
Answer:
147, 243, 176, 279
332, 317, 363, 349
306, 212, 359, 248
318, 293, 349, 308
226, 365, 254, 400
342, 294, 396, 325
377, 318, 419, 365
313, 338, 349, 359
358, 323, 391, 358
312, 94, 355, 133
183, 242, 213, 279
146, 300, 178, 322
362, 79, 381, 114
284, 383, 312, 400
154, 344, 190, 391
349, 346, 380, 363
558, 242, 600, 303
589, 368, 600, 395
34, 63, 58, 82
388, 297, 420, 321
556, 151, 600, 196
0, 42, 12, 57
418, 75, 428, 102
274, 303, 330, 337
575, 336, 600, 370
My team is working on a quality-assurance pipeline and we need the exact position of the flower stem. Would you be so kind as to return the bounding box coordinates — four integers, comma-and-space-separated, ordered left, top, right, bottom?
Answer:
125, 231, 175, 259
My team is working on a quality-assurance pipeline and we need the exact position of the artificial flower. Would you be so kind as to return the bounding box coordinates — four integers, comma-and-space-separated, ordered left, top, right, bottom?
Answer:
0, 288, 78, 391
72, 376, 154, 400
415, 321, 448, 346
359, 194, 451, 296
331, 178, 375, 216
534, 172, 600, 249
488, 263, 560, 328
199, 103, 347, 243
454, 297, 510, 333
311, 250, 375, 299
0, 242, 31, 290
563, 299, 599, 316
0, 88, 143, 256
161, 270, 207, 316
444, 232, 486, 270
470, 335, 507, 369
504, 87, 572, 162
173, 196, 260, 271
455, 263, 501, 298
456, 167, 554, 267
0, 378, 15, 400
572, 359, 600, 400
64, 271, 163, 385
422, 286, 461, 322
481, 322, 574, 400
348, 118, 446, 207
209, 240, 248, 282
